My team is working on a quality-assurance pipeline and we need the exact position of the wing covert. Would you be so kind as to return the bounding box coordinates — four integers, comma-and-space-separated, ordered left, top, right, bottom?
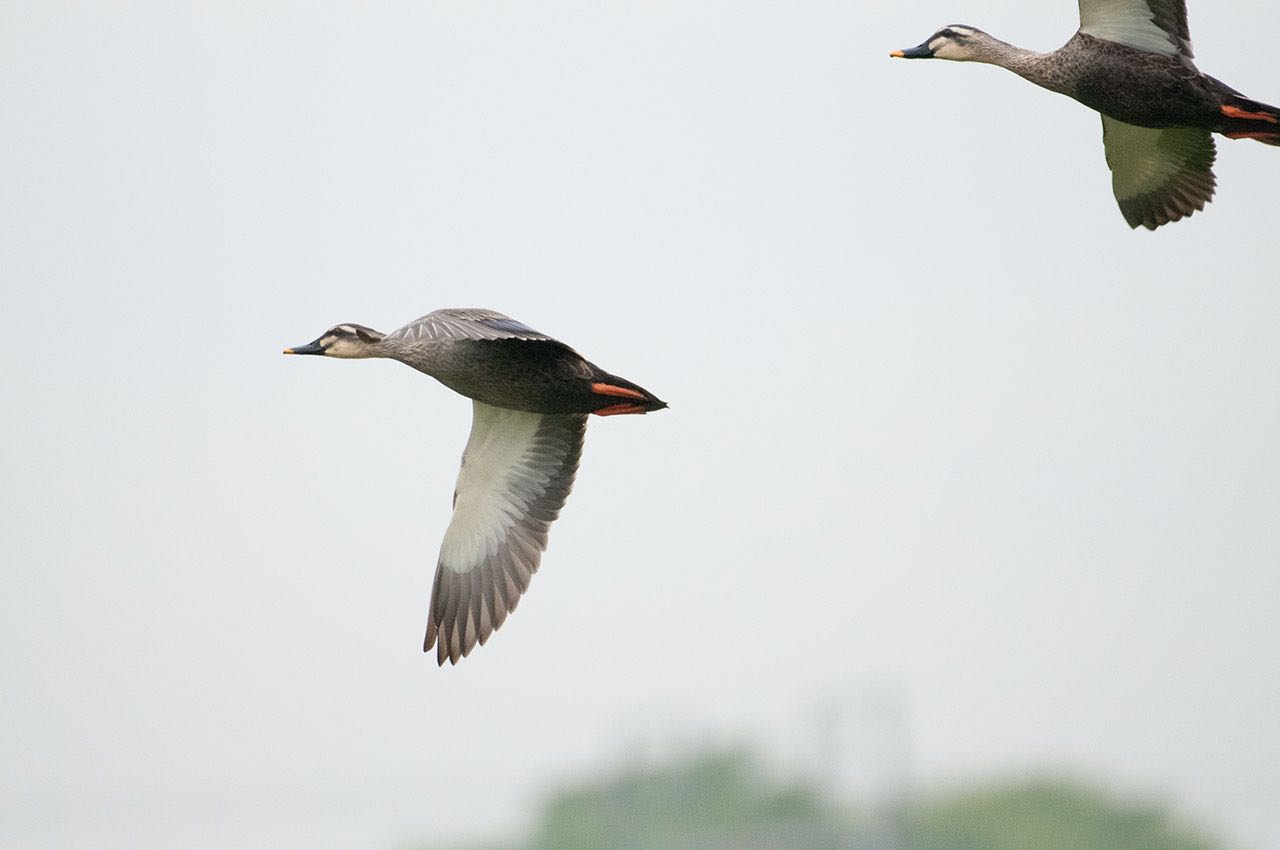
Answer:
386, 308, 555, 344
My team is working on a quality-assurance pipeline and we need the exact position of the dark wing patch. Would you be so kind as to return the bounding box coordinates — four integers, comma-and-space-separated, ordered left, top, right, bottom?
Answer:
479, 316, 546, 337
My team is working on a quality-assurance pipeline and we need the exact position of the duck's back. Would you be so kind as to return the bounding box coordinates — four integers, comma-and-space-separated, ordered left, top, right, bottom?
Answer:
1058, 33, 1223, 127
420, 338, 600, 414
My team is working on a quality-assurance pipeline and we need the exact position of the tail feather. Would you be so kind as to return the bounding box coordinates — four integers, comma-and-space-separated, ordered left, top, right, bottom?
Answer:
586, 368, 667, 415
1225, 131, 1280, 146
1221, 96, 1280, 146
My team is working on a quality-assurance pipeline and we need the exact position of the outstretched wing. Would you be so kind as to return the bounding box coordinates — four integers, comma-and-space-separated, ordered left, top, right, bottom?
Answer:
1100, 115, 1216, 230
386, 308, 556, 344
424, 402, 587, 665
1078, 0, 1193, 60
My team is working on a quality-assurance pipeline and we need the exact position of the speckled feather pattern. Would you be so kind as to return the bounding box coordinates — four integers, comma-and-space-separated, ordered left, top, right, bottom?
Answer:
1059, 34, 1227, 128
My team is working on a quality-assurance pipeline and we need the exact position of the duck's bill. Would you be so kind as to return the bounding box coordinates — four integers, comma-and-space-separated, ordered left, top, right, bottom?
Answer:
283, 339, 325, 355
890, 43, 934, 59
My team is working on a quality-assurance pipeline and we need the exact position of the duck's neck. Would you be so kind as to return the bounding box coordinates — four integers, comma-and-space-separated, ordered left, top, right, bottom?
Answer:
372, 336, 412, 361
375, 335, 445, 378
971, 38, 1063, 94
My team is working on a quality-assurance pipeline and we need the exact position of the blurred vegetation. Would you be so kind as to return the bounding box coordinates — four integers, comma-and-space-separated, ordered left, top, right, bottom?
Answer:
906, 777, 1221, 850
424, 747, 1223, 850
528, 747, 851, 850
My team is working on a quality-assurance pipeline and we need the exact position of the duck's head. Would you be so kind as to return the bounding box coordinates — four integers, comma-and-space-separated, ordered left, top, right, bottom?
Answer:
283, 323, 385, 358
891, 25, 992, 62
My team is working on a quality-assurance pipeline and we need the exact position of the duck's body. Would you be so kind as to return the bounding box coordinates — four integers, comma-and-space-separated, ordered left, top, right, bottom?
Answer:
893, 1, 1279, 229
994, 32, 1271, 133
383, 327, 659, 417
285, 308, 665, 665
1053, 35, 1219, 126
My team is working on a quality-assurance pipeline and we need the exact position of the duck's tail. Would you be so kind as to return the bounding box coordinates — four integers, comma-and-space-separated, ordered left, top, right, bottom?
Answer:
585, 368, 667, 417
1220, 96, 1280, 146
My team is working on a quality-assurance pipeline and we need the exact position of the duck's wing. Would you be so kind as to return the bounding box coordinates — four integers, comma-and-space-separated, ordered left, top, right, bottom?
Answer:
1100, 115, 1216, 230
424, 401, 587, 665
386, 308, 557, 344
1078, 0, 1193, 60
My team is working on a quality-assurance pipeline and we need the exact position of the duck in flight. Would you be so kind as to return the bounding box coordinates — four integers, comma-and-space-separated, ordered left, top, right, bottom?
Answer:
285, 308, 666, 665
892, 0, 1279, 229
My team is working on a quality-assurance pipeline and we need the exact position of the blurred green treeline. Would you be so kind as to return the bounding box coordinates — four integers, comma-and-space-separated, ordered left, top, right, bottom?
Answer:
418, 746, 1223, 850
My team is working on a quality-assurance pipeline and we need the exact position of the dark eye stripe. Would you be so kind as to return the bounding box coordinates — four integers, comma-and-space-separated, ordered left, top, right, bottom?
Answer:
328, 324, 378, 343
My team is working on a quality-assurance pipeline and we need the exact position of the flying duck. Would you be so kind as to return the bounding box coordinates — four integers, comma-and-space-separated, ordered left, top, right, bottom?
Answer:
892, 0, 1279, 229
285, 308, 666, 665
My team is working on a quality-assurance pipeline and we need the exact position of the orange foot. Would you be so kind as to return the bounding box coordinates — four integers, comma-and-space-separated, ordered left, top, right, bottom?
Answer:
1225, 130, 1280, 140
1222, 104, 1279, 123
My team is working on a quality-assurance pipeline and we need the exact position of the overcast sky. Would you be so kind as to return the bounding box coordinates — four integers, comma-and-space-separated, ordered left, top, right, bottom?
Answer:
3, 1, 1279, 848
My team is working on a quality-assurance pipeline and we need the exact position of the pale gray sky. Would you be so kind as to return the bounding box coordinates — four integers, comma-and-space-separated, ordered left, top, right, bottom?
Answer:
3, 1, 1279, 848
